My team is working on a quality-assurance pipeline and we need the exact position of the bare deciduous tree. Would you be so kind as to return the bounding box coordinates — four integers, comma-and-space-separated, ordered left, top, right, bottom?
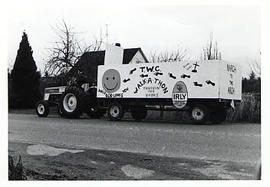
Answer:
45, 20, 103, 76
202, 32, 221, 60
150, 48, 187, 63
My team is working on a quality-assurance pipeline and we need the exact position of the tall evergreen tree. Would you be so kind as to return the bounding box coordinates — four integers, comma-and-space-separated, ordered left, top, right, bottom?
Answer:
10, 32, 41, 108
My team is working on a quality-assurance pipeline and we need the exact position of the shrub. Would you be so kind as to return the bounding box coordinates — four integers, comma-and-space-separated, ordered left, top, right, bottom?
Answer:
9, 155, 27, 180
227, 93, 261, 123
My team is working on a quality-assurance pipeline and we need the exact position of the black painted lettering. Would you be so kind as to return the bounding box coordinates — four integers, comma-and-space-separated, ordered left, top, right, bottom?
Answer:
146, 66, 154, 72
228, 87, 235, 94
175, 94, 179, 100
227, 64, 236, 73
140, 67, 146, 72
163, 87, 168, 94
181, 93, 186, 100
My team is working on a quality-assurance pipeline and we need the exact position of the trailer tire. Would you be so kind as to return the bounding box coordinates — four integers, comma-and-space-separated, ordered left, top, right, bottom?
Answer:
131, 106, 147, 121
210, 107, 227, 124
107, 102, 124, 121
36, 100, 50, 117
189, 104, 209, 124
60, 86, 84, 118
82, 93, 105, 119
86, 108, 105, 119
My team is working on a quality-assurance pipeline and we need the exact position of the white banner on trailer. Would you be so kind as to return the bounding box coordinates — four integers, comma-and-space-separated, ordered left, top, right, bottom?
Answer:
97, 60, 241, 100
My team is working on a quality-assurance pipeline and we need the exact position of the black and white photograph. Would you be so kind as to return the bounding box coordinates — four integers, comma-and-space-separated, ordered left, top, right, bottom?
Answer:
2, 0, 267, 183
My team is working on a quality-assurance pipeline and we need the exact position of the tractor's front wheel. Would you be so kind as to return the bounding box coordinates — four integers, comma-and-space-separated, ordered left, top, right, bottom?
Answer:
36, 100, 50, 117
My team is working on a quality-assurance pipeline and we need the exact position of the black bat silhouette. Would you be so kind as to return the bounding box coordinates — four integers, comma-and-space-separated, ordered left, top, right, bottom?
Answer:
181, 74, 191, 79
154, 72, 163, 76
130, 68, 137, 75
205, 80, 215, 86
122, 88, 129, 93
140, 74, 148, 78
168, 73, 176, 79
194, 82, 203, 87
123, 78, 130, 83
192, 62, 199, 73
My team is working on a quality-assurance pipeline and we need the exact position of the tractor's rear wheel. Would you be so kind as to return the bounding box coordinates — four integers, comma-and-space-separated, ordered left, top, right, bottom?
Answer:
60, 86, 84, 118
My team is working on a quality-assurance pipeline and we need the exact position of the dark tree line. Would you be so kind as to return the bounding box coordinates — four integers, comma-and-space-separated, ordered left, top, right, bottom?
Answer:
9, 32, 41, 108
242, 71, 261, 93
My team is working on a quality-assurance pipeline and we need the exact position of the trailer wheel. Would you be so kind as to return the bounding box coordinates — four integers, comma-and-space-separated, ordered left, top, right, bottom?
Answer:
107, 102, 124, 121
81, 93, 104, 119
36, 100, 50, 117
210, 107, 227, 124
131, 106, 147, 121
189, 104, 209, 124
86, 108, 105, 119
60, 86, 84, 118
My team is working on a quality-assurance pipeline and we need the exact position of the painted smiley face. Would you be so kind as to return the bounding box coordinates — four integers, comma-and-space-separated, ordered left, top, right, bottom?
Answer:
102, 69, 121, 93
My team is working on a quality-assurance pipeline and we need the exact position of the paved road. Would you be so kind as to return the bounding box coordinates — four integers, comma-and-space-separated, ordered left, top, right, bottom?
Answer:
8, 113, 261, 164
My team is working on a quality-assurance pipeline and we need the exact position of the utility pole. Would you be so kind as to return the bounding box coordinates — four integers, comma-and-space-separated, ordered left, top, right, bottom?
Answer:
106, 24, 109, 44
99, 26, 102, 48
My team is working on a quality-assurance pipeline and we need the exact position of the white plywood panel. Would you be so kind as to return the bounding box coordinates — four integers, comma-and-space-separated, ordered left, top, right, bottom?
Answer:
104, 44, 124, 65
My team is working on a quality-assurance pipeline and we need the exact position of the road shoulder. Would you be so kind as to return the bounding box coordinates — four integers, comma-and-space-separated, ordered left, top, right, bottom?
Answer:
9, 141, 257, 180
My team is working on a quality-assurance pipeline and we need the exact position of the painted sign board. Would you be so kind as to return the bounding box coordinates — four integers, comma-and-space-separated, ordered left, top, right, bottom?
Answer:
218, 62, 242, 100
97, 60, 241, 101
172, 81, 188, 109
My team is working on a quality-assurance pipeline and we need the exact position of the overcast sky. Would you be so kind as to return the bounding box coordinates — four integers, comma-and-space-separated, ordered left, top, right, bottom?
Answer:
7, 0, 260, 77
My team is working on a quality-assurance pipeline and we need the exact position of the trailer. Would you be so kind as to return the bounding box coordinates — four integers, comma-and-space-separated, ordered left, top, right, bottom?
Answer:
95, 60, 241, 124
36, 45, 242, 124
